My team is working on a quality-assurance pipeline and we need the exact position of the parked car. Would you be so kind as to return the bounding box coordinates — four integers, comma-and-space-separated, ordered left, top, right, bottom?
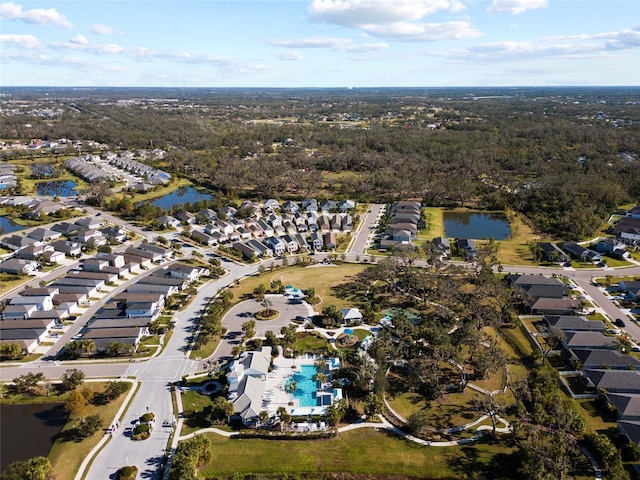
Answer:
614, 318, 626, 328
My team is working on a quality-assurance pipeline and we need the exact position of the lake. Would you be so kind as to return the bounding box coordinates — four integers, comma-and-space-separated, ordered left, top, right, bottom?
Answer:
148, 186, 213, 210
36, 180, 78, 197
0, 216, 26, 234
443, 211, 511, 240
0, 403, 67, 471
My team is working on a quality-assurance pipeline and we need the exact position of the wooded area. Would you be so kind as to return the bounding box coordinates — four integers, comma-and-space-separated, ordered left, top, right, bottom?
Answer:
2, 87, 639, 240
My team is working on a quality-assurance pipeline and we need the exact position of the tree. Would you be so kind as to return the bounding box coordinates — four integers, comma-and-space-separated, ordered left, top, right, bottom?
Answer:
104, 381, 128, 401
241, 319, 256, 340
277, 406, 291, 432
363, 393, 384, 419
0, 342, 22, 359
12, 372, 45, 395
1, 456, 51, 480
260, 298, 274, 316
542, 327, 566, 363
231, 344, 246, 358
65, 387, 94, 421
107, 341, 129, 356
210, 396, 234, 423
406, 410, 429, 436
76, 414, 103, 438
325, 398, 347, 426
61, 368, 85, 391
258, 410, 270, 427
264, 330, 279, 348
284, 380, 297, 403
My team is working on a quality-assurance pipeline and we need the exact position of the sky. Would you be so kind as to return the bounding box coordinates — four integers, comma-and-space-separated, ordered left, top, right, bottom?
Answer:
0, 0, 639, 87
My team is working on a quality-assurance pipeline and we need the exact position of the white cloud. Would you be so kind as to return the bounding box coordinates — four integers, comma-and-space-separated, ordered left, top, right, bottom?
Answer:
50, 40, 126, 55
307, 0, 479, 42
91, 23, 115, 36
544, 27, 640, 50
308, 0, 458, 27
0, 33, 40, 49
0, 2, 73, 28
366, 21, 481, 41
486, 0, 547, 15
69, 35, 88, 45
275, 51, 304, 61
269, 36, 388, 52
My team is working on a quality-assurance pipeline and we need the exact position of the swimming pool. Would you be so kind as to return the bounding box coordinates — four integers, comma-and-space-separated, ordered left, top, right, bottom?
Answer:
285, 365, 320, 407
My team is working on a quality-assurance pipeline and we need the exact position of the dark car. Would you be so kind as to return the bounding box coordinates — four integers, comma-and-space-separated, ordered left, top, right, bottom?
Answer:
614, 318, 626, 328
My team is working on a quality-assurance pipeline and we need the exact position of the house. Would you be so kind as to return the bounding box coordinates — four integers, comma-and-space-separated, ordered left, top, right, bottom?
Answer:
341, 308, 363, 325
282, 200, 299, 213
203, 223, 220, 235
0, 338, 38, 355
320, 200, 337, 213
219, 205, 237, 219
191, 230, 216, 246
310, 232, 323, 250
125, 246, 163, 263
169, 263, 203, 283
538, 242, 569, 263
51, 240, 82, 257
0, 327, 47, 345
83, 258, 110, 272
2, 304, 38, 320
546, 315, 604, 332
139, 275, 188, 291
83, 327, 144, 352
216, 220, 235, 236
569, 349, 640, 371
52, 221, 83, 236
9, 295, 54, 312
227, 347, 272, 425
619, 281, 640, 301
27, 227, 61, 242
295, 234, 310, 252
175, 211, 197, 225
606, 393, 640, 420
136, 243, 173, 259
266, 214, 282, 229
247, 239, 272, 257
618, 420, 640, 446
531, 298, 583, 315
563, 331, 619, 350
431, 237, 451, 257
126, 283, 178, 297
561, 242, 602, 263
0, 235, 38, 251
0, 258, 38, 275
96, 253, 126, 268
75, 217, 106, 230
301, 198, 318, 213
281, 235, 299, 254
233, 242, 259, 261
522, 284, 569, 301
159, 215, 181, 229
583, 369, 640, 394
508, 274, 565, 288
338, 199, 355, 212
263, 199, 280, 212
198, 208, 218, 223
323, 232, 337, 250
101, 226, 127, 243
70, 270, 119, 284
15, 244, 53, 261
263, 237, 285, 256
27, 200, 64, 218
54, 276, 106, 290
457, 239, 477, 258
76, 229, 106, 246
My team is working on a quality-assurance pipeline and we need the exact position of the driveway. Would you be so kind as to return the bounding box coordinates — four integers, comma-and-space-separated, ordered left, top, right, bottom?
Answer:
221, 294, 313, 338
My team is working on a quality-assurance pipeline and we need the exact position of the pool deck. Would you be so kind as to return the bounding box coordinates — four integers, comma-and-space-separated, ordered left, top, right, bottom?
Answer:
262, 354, 328, 416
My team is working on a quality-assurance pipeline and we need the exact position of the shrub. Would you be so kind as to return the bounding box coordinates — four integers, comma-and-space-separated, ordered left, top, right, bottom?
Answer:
140, 412, 154, 423
118, 465, 138, 479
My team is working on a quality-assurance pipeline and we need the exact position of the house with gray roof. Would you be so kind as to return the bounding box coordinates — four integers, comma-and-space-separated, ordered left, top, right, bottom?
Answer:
546, 316, 605, 332
607, 393, 640, 420
569, 349, 640, 370
583, 369, 640, 394
227, 346, 272, 425
27, 227, 61, 242
563, 331, 619, 350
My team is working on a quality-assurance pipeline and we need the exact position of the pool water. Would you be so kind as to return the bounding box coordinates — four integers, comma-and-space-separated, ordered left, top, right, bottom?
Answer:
286, 365, 320, 407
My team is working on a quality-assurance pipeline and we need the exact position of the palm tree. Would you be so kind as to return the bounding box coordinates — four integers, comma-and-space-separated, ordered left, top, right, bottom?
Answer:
277, 406, 291, 432
261, 298, 273, 316
257, 410, 270, 428
284, 380, 297, 404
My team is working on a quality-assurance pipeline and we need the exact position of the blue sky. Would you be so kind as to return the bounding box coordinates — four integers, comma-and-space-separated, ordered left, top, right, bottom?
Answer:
1, 0, 639, 87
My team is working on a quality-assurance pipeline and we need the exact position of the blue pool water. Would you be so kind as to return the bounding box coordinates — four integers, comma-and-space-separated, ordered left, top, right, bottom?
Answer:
286, 365, 320, 407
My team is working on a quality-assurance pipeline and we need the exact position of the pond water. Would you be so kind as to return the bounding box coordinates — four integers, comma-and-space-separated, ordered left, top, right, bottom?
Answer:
36, 180, 78, 197
0, 403, 67, 471
148, 186, 213, 210
443, 211, 511, 240
0, 216, 26, 234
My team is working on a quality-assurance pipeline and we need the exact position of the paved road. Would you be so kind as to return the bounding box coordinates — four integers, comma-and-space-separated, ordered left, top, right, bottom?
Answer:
349, 203, 385, 256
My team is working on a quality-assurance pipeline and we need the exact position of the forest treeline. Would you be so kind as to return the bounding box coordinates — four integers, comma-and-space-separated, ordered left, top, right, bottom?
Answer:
2, 88, 639, 240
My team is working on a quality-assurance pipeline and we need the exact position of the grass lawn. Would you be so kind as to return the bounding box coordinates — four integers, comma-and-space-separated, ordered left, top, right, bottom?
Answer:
500, 323, 536, 359
180, 389, 217, 435
189, 334, 222, 360
199, 429, 517, 479
575, 398, 619, 435
0, 272, 31, 296
419, 207, 445, 239
227, 264, 368, 312
496, 211, 544, 266
47, 382, 132, 480
293, 332, 329, 353
352, 328, 371, 341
